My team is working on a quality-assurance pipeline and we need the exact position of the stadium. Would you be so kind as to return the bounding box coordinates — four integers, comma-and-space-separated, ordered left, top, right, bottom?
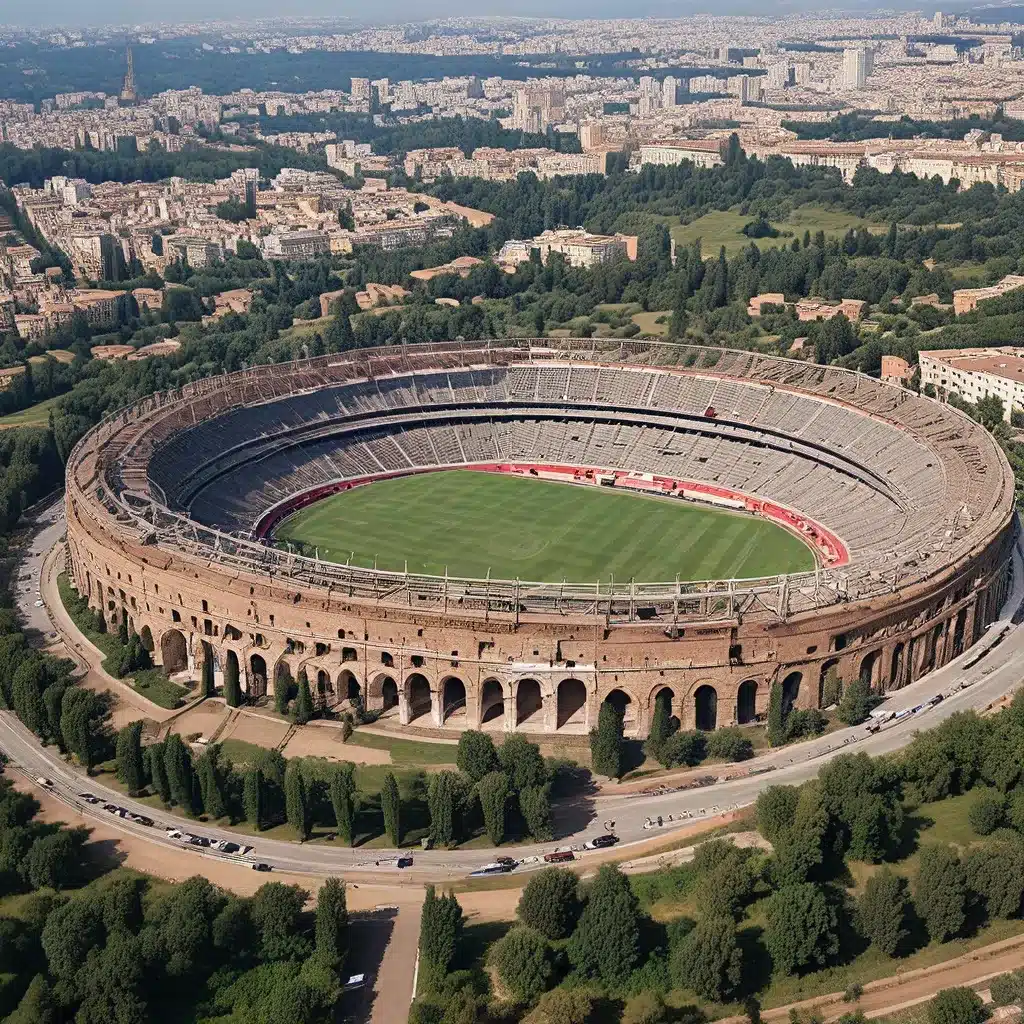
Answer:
65, 339, 1016, 738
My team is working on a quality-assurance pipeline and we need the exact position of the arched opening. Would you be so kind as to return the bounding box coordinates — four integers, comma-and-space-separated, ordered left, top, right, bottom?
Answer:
340, 670, 360, 702
250, 654, 268, 700
316, 669, 333, 710
952, 608, 967, 657
890, 643, 905, 689
480, 679, 504, 726
818, 660, 841, 707
406, 674, 432, 723
556, 678, 587, 729
382, 677, 398, 711
442, 677, 467, 723
604, 688, 636, 731
859, 650, 881, 690
652, 686, 678, 732
515, 678, 543, 728
736, 680, 758, 725
272, 660, 291, 703
694, 685, 718, 731
161, 629, 187, 674
139, 625, 154, 652
781, 672, 802, 717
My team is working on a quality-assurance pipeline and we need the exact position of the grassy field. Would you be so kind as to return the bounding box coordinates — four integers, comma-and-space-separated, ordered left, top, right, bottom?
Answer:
345, 730, 458, 766
276, 470, 814, 583
0, 394, 62, 430
670, 204, 885, 258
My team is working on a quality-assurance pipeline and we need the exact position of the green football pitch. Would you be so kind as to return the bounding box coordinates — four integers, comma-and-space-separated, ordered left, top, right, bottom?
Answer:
275, 471, 815, 583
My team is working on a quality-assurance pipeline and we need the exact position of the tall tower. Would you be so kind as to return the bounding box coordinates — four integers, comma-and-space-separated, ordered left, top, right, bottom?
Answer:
120, 46, 138, 105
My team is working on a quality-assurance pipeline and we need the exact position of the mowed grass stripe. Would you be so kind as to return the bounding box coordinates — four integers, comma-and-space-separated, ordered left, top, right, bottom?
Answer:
276, 470, 815, 583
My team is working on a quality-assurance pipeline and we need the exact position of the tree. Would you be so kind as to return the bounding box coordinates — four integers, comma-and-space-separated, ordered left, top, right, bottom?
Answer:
163, 733, 197, 813
196, 745, 227, 821
696, 850, 755, 921
857, 867, 909, 956
756, 786, 800, 846
418, 886, 463, 992
243, 767, 266, 830
517, 867, 581, 939
492, 926, 555, 1001
989, 970, 1024, 1007
567, 866, 641, 987
293, 670, 314, 725
224, 655, 242, 708
250, 882, 311, 961
329, 763, 356, 846
477, 771, 509, 846
764, 883, 841, 976
519, 783, 552, 841
523, 988, 596, 1024
672, 915, 743, 1001
837, 676, 872, 725
965, 843, 1024, 919
284, 762, 311, 840
147, 742, 171, 804
200, 648, 215, 699
6, 973, 56, 1024
706, 727, 754, 762
24, 829, 87, 891
646, 689, 673, 760
428, 770, 464, 846
381, 770, 401, 846
915, 845, 967, 942
115, 720, 146, 794
621, 991, 670, 1024
927, 988, 988, 1024
767, 681, 785, 746
314, 877, 348, 968
658, 729, 706, 768
590, 701, 624, 779
456, 730, 497, 782
969, 790, 1006, 836
498, 734, 546, 791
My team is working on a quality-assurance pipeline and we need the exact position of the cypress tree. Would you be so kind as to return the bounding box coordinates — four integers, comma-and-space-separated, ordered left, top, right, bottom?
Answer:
590, 701, 624, 778
381, 770, 401, 846
243, 767, 265, 829
200, 647, 215, 699
646, 689, 673, 759
315, 877, 348, 968
115, 720, 146, 794
478, 771, 509, 846
767, 680, 785, 746
163, 733, 196, 813
418, 886, 463, 992
285, 761, 311, 840
148, 742, 171, 803
329, 763, 356, 846
224, 655, 242, 708
197, 745, 227, 820
428, 770, 463, 847
293, 670, 314, 724
117, 617, 129, 647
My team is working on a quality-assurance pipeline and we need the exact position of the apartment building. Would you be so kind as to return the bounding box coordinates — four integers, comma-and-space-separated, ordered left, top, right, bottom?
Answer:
952, 274, 1024, 315
919, 346, 1024, 421
636, 139, 727, 170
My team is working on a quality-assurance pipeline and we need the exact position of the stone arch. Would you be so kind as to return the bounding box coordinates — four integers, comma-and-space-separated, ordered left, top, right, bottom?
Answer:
604, 688, 636, 731
694, 684, 718, 731
480, 679, 505, 726
161, 629, 187, 674
337, 669, 360, 703
781, 671, 802, 716
556, 678, 587, 729
405, 673, 432, 723
818, 659, 841, 707
250, 654, 268, 700
515, 678, 543, 728
225, 648, 240, 693
316, 668, 334, 708
139, 624, 154, 652
272, 658, 292, 701
952, 607, 968, 657
442, 676, 467, 723
368, 672, 398, 712
736, 679, 758, 725
859, 649, 881, 690
890, 642, 905, 688
651, 686, 678, 731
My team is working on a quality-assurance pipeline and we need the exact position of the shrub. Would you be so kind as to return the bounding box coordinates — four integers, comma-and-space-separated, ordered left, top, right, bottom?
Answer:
706, 727, 754, 762
491, 926, 555, 1001
989, 970, 1024, 1007
659, 730, 706, 767
927, 988, 987, 1024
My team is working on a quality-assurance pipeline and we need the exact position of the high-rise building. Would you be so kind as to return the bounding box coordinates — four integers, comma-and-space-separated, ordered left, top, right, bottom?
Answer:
842, 48, 868, 90
794, 61, 812, 85
662, 76, 686, 107
350, 77, 370, 101
579, 122, 607, 150
766, 62, 791, 90
512, 85, 565, 132
119, 46, 138, 105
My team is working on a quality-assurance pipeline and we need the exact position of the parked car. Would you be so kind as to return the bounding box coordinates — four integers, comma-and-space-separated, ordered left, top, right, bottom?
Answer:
584, 834, 619, 850
78, 792, 100, 804
396, 855, 414, 868
343, 974, 367, 991
251, 863, 272, 872
35, 777, 53, 788
543, 850, 575, 863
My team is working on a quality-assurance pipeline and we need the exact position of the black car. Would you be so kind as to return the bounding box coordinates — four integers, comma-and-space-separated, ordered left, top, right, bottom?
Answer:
586, 834, 619, 849
251, 862, 272, 872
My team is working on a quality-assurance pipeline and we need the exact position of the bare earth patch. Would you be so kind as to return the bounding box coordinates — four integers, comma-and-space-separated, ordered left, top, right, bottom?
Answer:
219, 710, 291, 750
282, 722, 392, 764
165, 701, 229, 741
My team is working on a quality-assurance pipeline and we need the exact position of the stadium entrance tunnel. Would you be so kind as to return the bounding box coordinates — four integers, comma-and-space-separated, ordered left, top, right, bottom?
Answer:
557, 678, 587, 730
736, 680, 757, 725
405, 674, 432, 724
480, 679, 505, 727
516, 679, 543, 728
442, 676, 467, 723
694, 685, 718, 731
161, 629, 187, 674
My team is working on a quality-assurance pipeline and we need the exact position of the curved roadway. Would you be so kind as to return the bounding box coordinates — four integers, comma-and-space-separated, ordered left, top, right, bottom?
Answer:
5, 500, 1024, 881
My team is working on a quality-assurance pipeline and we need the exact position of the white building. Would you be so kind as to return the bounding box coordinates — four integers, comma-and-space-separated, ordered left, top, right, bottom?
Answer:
842, 48, 868, 90
919, 347, 1024, 421
637, 139, 727, 169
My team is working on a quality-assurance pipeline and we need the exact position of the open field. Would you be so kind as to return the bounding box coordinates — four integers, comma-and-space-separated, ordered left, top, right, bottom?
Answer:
670, 204, 885, 258
276, 470, 814, 583
0, 394, 62, 430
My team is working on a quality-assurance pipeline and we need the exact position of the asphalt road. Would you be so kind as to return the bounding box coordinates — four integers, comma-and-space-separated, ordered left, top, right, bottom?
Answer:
6, 499, 1024, 881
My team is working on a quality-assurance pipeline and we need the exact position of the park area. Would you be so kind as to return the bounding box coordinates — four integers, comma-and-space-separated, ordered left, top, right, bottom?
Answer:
275, 470, 814, 583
